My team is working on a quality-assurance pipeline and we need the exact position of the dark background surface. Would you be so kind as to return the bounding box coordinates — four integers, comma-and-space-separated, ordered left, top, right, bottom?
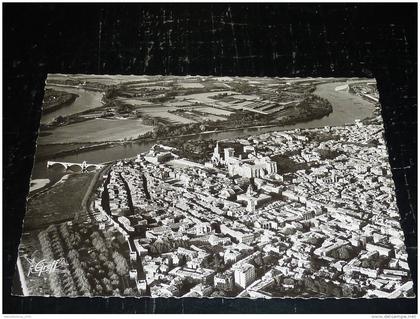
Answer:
3, 3, 417, 314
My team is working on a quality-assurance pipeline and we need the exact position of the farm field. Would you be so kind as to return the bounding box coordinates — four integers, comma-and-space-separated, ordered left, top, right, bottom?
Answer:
117, 98, 154, 106
176, 82, 205, 89
136, 106, 197, 124
196, 106, 233, 116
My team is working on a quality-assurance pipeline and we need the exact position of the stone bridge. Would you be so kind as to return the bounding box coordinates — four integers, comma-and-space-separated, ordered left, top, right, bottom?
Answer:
47, 161, 105, 171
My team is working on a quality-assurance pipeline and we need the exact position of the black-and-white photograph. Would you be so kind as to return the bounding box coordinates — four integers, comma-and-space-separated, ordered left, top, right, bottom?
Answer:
12, 74, 414, 299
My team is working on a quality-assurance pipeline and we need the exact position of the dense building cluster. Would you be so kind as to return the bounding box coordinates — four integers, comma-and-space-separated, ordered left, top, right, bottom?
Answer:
91, 119, 413, 298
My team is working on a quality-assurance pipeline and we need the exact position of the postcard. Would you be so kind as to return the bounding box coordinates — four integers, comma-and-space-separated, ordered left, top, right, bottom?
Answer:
13, 74, 414, 298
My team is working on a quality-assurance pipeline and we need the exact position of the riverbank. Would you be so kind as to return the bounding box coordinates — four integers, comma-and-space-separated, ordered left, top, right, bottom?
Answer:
36, 93, 332, 158
40, 85, 105, 125
31, 79, 378, 184
42, 89, 79, 114
29, 179, 50, 193
27, 174, 70, 200
33, 119, 315, 161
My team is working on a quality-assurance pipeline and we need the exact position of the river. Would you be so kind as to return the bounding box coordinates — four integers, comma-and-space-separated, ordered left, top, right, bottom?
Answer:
30, 79, 377, 188
40, 84, 104, 124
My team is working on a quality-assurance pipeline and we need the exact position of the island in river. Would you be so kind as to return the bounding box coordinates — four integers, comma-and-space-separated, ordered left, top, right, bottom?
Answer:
39, 75, 336, 145
31, 75, 379, 188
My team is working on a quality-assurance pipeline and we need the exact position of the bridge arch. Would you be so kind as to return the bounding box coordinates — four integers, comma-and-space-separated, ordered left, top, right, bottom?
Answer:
46, 161, 69, 169
47, 161, 105, 172
66, 164, 83, 171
